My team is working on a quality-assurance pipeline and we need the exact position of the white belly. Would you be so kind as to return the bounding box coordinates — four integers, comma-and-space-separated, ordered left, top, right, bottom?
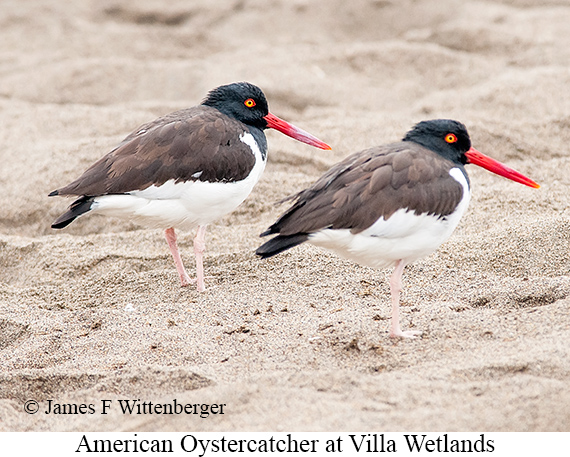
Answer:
308, 167, 471, 269
89, 132, 266, 231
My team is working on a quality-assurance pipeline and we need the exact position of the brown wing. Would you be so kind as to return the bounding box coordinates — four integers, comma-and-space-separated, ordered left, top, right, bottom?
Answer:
52, 106, 257, 197
266, 142, 466, 236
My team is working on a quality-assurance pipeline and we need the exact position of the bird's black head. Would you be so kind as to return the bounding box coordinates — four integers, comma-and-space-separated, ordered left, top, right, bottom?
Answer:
403, 119, 472, 165
202, 82, 331, 150
202, 82, 270, 129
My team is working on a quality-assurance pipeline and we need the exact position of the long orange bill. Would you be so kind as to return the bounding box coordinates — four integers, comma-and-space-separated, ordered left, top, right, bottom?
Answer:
264, 113, 331, 150
465, 147, 540, 189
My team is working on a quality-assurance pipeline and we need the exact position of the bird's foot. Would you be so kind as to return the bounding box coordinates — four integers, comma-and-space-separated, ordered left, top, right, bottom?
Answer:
390, 328, 422, 339
179, 274, 193, 288
180, 275, 214, 292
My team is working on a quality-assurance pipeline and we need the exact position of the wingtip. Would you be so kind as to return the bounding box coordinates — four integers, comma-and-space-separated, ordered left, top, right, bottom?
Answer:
255, 244, 281, 259
48, 190, 59, 197
51, 216, 73, 229
255, 233, 309, 259
49, 196, 94, 229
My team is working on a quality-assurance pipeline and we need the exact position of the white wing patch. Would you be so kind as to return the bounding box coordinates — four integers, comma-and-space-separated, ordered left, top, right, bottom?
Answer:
90, 132, 267, 231
309, 167, 471, 269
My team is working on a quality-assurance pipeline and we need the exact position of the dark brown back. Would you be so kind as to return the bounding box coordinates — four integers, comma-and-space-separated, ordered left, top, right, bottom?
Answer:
54, 106, 258, 197
269, 142, 466, 236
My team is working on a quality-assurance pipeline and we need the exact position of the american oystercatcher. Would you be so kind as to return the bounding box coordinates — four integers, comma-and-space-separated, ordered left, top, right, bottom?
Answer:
256, 119, 539, 338
49, 82, 330, 291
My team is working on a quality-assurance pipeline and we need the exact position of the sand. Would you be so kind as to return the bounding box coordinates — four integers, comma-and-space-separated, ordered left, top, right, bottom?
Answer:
0, 0, 569, 432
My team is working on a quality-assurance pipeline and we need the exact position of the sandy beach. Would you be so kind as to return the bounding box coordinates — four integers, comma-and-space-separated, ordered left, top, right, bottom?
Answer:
0, 0, 569, 431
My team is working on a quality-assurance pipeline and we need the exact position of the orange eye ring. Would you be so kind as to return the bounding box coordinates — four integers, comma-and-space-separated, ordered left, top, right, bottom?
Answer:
244, 98, 256, 108
445, 133, 458, 143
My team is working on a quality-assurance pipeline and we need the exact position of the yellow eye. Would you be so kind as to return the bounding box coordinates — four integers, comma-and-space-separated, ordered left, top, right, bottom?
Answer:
244, 98, 256, 108
445, 133, 458, 143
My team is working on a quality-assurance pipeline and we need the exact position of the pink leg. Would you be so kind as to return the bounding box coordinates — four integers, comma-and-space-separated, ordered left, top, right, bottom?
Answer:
193, 225, 207, 293
389, 259, 421, 338
164, 227, 192, 287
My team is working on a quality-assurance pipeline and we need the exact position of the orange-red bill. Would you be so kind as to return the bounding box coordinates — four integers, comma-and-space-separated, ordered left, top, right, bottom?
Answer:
465, 147, 540, 189
264, 113, 331, 150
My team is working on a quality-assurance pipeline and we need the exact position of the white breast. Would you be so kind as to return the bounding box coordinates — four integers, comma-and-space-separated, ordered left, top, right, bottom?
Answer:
308, 167, 471, 269
90, 132, 266, 231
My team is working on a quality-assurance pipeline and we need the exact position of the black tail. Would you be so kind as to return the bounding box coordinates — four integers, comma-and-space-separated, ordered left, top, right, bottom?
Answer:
50, 196, 94, 229
255, 233, 309, 259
